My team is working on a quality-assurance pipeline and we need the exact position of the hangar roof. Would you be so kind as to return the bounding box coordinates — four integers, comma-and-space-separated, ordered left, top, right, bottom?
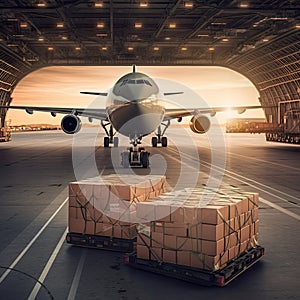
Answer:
0, 0, 299, 125
1, 1, 299, 66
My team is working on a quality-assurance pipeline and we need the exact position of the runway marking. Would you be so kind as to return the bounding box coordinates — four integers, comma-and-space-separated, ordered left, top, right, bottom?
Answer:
162, 147, 300, 221
67, 250, 87, 300
27, 227, 68, 300
0, 197, 68, 284
260, 198, 300, 221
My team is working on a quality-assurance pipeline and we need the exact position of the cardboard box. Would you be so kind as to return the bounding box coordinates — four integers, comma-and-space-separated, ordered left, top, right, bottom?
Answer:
150, 247, 163, 261
155, 203, 171, 222
202, 239, 224, 256
220, 251, 229, 268
177, 251, 191, 267
177, 237, 193, 251
137, 245, 150, 260
224, 218, 235, 235
69, 207, 78, 219
137, 233, 151, 247
164, 222, 188, 237
189, 223, 201, 239
136, 202, 155, 221
201, 205, 228, 225
225, 232, 239, 249
95, 223, 113, 236
151, 231, 163, 248
240, 225, 250, 243
248, 193, 259, 210
163, 249, 177, 264
190, 252, 204, 269
253, 207, 259, 222
184, 206, 199, 224
68, 217, 85, 234
164, 234, 177, 249
204, 255, 221, 271
228, 246, 237, 261
201, 223, 225, 241
170, 207, 184, 223
192, 238, 202, 252
152, 221, 164, 234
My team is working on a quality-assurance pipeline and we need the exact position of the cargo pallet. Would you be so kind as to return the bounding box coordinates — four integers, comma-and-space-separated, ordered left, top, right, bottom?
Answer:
66, 232, 136, 253
124, 246, 264, 287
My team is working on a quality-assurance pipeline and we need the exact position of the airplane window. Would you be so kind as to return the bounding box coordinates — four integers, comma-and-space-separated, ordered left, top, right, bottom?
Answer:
128, 80, 135, 84
145, 80, 152, 86
137, 80, 144, 84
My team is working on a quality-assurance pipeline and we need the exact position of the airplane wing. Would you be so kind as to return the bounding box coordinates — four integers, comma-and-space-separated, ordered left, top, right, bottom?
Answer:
164, 105, 263, 120
0, 105, 108, 120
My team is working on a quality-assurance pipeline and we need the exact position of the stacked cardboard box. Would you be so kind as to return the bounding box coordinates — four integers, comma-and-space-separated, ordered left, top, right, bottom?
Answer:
68, 174, 166, 239
136, 187, 259, 271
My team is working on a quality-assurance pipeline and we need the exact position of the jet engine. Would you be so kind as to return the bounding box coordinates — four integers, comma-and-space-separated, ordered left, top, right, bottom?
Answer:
189, 115, 211, 134
61, 114, 82, 134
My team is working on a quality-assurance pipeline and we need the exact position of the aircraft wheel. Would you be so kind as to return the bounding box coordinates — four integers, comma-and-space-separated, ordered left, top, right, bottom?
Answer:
141, 152, 149, 168
161, 137, 168, 147
121, 152, 130, 168
113, 136, 119, 147
104, 137, 110, 147
152, 137, 158, 147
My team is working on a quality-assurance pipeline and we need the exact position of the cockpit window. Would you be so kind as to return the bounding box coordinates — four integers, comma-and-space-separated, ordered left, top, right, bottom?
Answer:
145, 80, 152, 86
119, 78, 153, 86
120, 79, 128, 86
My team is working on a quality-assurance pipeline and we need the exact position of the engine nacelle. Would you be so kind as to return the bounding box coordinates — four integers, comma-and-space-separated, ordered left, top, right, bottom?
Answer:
189, 115, 211, 134
61, 114, 81, 134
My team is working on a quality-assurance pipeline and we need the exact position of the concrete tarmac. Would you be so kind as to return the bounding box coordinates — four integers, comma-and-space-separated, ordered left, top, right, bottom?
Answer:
0, 128, 299, 300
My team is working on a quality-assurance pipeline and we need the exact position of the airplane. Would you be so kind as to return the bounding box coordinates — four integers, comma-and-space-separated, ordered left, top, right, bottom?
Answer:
1, 65, 263, 167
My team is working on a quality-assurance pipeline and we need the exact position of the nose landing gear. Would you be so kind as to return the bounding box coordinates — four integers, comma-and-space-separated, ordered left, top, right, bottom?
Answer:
121, 136, 150, 168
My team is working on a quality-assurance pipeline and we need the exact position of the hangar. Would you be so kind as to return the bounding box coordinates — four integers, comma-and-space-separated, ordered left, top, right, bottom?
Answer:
0, 2, 300, 299
0, 0, 300, 142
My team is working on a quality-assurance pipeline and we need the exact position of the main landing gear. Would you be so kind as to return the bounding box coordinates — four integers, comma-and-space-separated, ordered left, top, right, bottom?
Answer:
151, 121, 170, 147
101, 121, 119, 147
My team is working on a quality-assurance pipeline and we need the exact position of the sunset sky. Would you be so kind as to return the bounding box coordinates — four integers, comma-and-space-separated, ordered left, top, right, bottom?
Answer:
8, 66, 265, 125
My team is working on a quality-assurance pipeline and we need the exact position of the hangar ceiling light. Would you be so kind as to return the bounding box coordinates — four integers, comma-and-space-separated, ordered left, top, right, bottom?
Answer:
97, 22, 105, 28
139, 1, 148, 7
239, 2, 249, 8
184, 2, 194, 8
169, 23, 176, 28
56, 22, 64, 28
37, 1, 46, 7
135, 23, 143, 28
94, 1, 103, 8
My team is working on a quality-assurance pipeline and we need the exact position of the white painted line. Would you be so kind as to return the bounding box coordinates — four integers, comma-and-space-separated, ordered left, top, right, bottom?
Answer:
27, 227, 68, 300
260, 198, 300, 221
67, 250, 87, 300
0, 197, 68, 284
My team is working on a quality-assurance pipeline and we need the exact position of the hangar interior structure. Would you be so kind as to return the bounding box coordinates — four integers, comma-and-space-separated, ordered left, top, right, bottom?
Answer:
0, 0, 299, 143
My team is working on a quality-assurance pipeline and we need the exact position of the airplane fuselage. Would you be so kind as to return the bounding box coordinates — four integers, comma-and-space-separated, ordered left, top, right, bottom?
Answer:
106, 72, 165, 139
